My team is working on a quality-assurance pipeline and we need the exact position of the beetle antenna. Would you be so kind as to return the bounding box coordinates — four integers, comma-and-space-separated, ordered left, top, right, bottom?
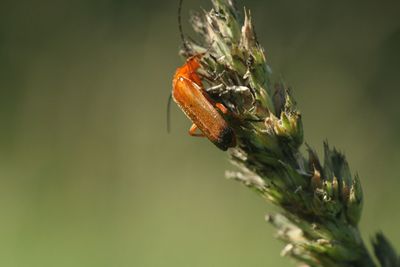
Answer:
178, 0, 190, 55
167, 93, 173, 133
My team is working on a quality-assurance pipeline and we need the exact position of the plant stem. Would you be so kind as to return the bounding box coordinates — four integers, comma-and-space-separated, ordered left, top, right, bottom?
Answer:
176, 0, 399, 266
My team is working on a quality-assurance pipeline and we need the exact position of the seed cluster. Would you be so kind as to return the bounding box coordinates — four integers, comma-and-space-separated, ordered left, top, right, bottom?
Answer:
177, 0, 398, 266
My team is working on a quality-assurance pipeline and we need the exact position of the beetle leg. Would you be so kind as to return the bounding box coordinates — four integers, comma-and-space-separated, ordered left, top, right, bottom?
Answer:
189, 124, 205, 137
215, 103, 228, 114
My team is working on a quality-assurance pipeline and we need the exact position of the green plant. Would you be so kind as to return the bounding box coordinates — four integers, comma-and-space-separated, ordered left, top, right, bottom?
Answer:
175, 0, 399, 266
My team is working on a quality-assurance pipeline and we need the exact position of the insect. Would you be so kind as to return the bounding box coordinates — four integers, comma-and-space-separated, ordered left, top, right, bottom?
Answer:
168, 0, 236, 151
171, 55, 236, 151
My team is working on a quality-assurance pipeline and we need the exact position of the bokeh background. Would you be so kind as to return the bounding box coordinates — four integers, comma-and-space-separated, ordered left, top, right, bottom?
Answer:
0, 0, 399, 266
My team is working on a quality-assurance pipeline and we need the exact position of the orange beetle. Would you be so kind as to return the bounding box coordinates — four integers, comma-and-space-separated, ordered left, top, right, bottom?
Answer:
171, 55, 236, 151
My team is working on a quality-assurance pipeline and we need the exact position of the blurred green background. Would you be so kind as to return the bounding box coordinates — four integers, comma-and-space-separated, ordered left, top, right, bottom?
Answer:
0, 0, 399, 266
